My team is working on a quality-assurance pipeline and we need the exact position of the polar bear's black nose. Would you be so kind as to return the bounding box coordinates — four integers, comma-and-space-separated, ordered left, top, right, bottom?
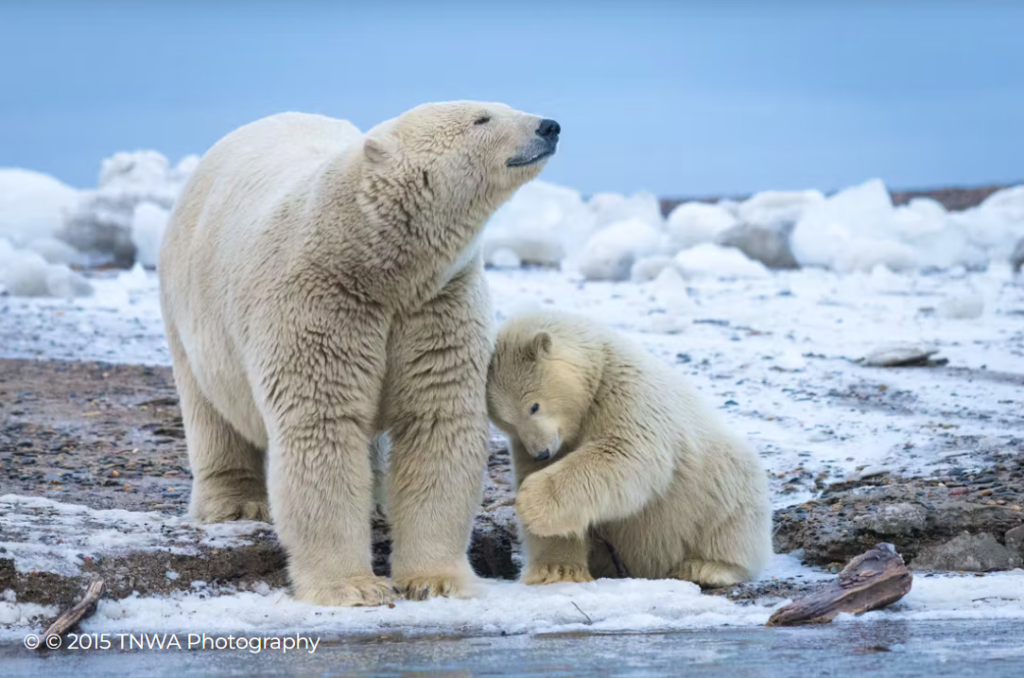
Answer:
536, 119, 560, 139
535, 449, 551, 461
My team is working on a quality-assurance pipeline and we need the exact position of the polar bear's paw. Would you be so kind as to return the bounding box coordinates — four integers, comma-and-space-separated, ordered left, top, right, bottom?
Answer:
394, 571, 479, 601
674, 560, 750, 588
190, 496, 271, 524
295, 575, 397, 607
516, 472, 588, 538
522, 563, 594, 586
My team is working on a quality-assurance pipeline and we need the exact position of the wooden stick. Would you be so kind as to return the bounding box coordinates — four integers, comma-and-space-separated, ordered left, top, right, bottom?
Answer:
40, 578, 105, 647
766, 543, 912, 626
593, 530, 632, 579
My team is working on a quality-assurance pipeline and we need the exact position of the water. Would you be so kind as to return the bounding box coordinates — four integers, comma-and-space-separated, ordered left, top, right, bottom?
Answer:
4, 620, 1023, 677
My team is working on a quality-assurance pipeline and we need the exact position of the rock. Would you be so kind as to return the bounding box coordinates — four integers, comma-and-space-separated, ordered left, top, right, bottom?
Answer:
1011, 237, 1024, 274
766, 543, 912, 626
852, 503, 926, 536
714, 221, 799, 270
1006, 525, 1024, 554
859, 343, 945, 368
911, 532, 1023, 572
773, 457, 1024, 570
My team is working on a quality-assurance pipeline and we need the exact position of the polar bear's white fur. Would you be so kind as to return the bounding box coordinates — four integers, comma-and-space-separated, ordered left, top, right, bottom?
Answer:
487, 311, 772, 587
159, 103, 559, 605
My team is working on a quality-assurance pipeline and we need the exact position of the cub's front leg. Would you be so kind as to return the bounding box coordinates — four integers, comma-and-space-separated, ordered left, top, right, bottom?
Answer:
516, 435, 674, 539
511, 439, 593, 585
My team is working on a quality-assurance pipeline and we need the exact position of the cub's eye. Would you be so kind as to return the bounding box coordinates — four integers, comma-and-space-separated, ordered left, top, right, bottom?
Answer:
474, 115, 491, 125
529, 403, 540, 415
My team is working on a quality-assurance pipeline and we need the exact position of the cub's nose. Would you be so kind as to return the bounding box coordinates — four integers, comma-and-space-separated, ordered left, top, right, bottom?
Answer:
534, 449, 551, 461
536, 119, 561, 139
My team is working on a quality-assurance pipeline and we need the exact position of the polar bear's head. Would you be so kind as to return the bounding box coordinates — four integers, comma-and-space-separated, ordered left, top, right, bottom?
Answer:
487, 316, 596, 462
361, 101, 560, 219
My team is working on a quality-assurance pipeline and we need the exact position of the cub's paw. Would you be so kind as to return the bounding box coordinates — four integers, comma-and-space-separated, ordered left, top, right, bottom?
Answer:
294, 575, 397, 607
673, 560, 750, 588
522, 563, 594, 586
190, 496, 271, 524
516, 473, 585, 538
394, 571, 479, 602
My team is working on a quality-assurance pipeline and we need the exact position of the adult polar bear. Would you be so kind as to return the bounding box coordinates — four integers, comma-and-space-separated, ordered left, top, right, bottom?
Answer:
159, 102, 560, 606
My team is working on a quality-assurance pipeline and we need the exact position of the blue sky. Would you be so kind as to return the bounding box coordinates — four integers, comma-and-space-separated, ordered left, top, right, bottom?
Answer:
1, 1, 1022, 197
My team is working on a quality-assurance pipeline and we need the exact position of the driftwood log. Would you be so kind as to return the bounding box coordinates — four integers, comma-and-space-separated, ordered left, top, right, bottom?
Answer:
40, 578, 105, 648
767, 543, 912, 626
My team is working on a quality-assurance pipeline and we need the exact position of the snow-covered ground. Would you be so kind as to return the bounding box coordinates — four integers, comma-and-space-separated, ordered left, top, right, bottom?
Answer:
2, 261, 1023, 638
2, 495, 1022, 640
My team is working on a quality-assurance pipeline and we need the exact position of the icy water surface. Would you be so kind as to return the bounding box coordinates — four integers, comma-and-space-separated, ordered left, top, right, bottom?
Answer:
4, 620, 1024, 677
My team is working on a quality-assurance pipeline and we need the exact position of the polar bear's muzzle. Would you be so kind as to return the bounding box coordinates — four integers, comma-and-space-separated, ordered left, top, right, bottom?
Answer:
506, 118, 561, 168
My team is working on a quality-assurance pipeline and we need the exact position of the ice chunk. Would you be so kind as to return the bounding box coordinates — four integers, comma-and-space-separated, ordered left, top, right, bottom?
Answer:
25, 236, 78, 265
1012, 237, 1024, 273
0, 248, 92, 298
131, 201, 171, 269
673, 243, 770, 279
588, 191, 664, 231
0, 168, 79, 246
937, 294, 984, 320
666, 202, 738, 250
715, 222, 798, 270
630, 255, 678, 283
483, 181, 597, 267
578, 218, 663, 282
736, 189, 825, 229
486, 247, 522, 269
61, 150, 198, 267
641, 265, 696, 333
948, 185, 1024, 264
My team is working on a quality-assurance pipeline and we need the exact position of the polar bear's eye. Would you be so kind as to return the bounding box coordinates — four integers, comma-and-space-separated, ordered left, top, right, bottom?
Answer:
530, 403, 540, 415
474, 115, 491, 126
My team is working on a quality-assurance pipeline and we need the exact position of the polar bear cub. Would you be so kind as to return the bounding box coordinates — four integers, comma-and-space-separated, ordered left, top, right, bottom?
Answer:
486, 311, 773, 587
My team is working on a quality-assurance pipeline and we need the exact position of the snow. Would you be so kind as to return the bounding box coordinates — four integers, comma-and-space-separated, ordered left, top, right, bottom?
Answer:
2, 493, 1020, 639
0, 495, 271, 577
0, 168, 78, 246
578, 217, 665, 281
666, 201, 738, 250
851, 570, 1024, 622
673, 243, 770, 279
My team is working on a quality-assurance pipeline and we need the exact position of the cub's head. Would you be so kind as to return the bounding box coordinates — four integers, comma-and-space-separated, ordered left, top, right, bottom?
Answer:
361, 101, 559, 215
487, 317, 594, 462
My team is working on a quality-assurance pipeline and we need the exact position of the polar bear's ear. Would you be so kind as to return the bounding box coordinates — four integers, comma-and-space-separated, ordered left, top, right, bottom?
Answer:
363, 133, 398, 164
529, 332, 552, 360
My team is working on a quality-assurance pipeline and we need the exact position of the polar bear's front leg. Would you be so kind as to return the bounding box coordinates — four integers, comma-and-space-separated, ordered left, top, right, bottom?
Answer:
382, 266, 492, 601
259, 306, 395, 607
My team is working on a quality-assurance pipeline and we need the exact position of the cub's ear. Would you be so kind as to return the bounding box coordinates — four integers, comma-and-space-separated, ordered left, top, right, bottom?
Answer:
363, 133, 398, 164
529, 331, 552, 360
